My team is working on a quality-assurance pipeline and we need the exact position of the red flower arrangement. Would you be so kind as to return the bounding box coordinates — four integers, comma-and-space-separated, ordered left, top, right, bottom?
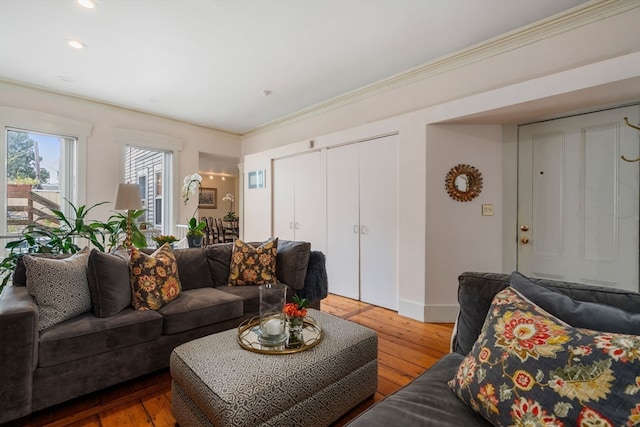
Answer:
284, 295, 308, 318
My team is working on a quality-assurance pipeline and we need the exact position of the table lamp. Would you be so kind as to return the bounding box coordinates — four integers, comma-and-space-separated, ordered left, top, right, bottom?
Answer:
114, 183, 142, 248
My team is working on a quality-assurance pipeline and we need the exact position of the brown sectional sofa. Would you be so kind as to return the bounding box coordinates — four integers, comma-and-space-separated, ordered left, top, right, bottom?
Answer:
0, 240, 327, 424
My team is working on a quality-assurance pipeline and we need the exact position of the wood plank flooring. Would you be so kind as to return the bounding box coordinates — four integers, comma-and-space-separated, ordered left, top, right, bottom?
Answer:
13, 295, 454, 427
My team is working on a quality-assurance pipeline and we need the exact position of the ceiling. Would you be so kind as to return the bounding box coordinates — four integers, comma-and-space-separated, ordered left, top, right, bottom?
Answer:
0, 0, 589, 135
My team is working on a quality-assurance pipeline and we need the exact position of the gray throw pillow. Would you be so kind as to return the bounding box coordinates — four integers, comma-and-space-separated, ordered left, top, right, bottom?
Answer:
86, 249, 131, 317
276, 240, 311, 290
24, 248, 91, 330
510, 271, 640, 335
173, 247, 213, 290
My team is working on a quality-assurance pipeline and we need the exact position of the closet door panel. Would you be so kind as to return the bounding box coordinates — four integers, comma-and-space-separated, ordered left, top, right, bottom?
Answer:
359, 135, 398, 310
293, 151, 324, 251
272, 157, 295, 240
326, 144, 360, 300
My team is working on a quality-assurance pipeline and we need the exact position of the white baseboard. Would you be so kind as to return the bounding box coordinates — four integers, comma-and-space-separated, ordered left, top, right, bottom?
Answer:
398, 299, 459, 323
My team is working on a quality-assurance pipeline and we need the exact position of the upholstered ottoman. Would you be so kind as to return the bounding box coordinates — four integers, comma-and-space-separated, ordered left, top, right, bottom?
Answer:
170, 309, 377, 427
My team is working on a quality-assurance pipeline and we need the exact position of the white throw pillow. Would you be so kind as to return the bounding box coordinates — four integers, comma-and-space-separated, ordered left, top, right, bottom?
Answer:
24, 248, 91, 331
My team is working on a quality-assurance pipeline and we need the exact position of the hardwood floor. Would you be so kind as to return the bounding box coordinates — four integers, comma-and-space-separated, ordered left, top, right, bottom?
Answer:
14, 295, 454, 427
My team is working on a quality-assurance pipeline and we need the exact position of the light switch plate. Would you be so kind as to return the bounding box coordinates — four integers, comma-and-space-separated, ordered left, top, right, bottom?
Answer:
482, 204, 494, 216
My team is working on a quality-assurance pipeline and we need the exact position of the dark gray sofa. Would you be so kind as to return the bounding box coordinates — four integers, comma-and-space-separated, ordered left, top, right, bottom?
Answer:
347, 271, 640, 426
0, 240, 328, 424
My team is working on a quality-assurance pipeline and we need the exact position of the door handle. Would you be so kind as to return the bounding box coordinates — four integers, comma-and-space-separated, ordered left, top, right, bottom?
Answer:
520, 237, 529, 244
295, 222, 300, 230
361, 225, 369, 235
353, 225, 359, 234
289, 222, 294, 229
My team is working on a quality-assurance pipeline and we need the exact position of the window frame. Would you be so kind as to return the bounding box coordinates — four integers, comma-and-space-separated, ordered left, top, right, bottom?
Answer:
113, 128, 182, 236
1, 106, 91, 236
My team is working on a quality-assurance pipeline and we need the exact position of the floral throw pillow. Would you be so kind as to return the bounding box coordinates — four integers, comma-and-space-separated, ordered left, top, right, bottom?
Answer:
228, 238, 278, 286
129, 243, 181, 310
448, 287, 640, 427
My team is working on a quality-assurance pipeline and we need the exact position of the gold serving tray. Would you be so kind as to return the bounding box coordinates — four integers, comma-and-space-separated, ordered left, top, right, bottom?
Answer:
237, 316, 323, 354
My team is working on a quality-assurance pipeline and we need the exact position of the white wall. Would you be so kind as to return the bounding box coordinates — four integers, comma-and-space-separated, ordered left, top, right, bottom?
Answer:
241, 7, 640, 322
0, 82, 241, 235
422, 124, 503, 320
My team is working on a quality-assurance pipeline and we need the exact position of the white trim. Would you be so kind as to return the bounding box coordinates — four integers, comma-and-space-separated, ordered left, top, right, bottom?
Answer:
0, 107, 92, 235
398, 299, 460, 323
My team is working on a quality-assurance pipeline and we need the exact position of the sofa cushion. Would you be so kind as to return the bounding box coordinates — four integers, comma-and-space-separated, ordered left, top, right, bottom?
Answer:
13, 253, 73, 287
130, 244, 182, 310
157, 288, 243, 335
24, 248, 91, 331
86, 249, 131, 317
449, 287, 640, 427
348, 353, 492, 427
206, 243, 234, 286
228, 238, 278, 286
173, 248, 212, 291
454, 272, 640, 356
276, 240, 311, 291
38, 308, 162, 367
510, 271, 640, 335
216, 285, 261, 314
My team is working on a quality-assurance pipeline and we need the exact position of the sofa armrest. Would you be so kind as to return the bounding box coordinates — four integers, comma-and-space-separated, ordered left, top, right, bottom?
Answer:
0, 285, 38, 423
297, 251, 328, 309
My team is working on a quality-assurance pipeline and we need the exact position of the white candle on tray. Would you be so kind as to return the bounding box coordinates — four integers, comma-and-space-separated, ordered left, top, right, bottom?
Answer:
265, 318, 281, 336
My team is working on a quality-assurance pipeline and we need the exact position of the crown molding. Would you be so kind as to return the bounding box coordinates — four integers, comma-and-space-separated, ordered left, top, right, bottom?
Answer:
243, 0, 638, 138
0, 79, 241, 138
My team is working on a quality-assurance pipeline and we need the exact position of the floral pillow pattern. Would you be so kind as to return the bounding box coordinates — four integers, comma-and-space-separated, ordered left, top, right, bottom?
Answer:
129, 243, 181, 310
228, 238, 278, 286
448, 287, 640, 427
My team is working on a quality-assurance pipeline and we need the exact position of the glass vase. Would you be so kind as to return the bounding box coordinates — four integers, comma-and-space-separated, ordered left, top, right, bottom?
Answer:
287, 316, 305, 347
258, 283, 287, 345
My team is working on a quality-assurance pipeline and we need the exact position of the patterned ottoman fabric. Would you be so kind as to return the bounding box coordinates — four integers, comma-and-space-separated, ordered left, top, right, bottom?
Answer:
170, 309, 378, 427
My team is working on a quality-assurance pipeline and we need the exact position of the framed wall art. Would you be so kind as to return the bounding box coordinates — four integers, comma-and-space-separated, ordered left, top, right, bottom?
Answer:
198, 187, 217, 208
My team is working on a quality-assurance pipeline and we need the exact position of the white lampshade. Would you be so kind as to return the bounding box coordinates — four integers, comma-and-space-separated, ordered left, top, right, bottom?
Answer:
114, 183, 143, 210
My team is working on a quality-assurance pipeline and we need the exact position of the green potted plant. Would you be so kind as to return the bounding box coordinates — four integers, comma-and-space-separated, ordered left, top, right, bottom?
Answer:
1, 200, 110, 293
182, 173, 207, 247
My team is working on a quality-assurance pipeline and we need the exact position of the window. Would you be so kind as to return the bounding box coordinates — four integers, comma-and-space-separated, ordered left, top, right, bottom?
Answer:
124, 145, 171, 232
154, 169, 163, 226
5, 129, 77, 234
114, 128, 182, 237
1, 107, 91, 248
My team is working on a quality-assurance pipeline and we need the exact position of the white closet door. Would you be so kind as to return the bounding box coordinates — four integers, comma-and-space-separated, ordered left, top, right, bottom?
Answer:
359, 135, 398, 310
293, 151, 324, 251
272, 156, 295, 240
326, 143, 360, 300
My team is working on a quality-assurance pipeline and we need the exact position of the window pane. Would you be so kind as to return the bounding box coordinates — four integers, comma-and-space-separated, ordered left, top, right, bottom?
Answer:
125, 145, 170, 233
6, 130, 65, 234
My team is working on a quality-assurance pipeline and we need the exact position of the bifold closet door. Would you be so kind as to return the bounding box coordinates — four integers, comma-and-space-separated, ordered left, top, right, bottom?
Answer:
359, 135, 398, 310
326, 135, 398, 310
272, 156, 295, 241
272, 151, 324, 250
292, 151, 323, 249
326, 143, 360, 300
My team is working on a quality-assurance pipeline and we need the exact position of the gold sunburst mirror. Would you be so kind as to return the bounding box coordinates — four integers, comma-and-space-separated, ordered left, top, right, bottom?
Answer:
445, 164, 483, 202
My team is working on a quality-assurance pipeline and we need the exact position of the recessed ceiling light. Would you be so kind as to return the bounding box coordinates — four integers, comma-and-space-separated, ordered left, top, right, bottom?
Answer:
77, 0, 96, 8
66, 39, 86, 49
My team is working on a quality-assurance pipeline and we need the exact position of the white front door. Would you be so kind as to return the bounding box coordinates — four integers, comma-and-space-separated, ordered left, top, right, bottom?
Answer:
518, 105, 639, 292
